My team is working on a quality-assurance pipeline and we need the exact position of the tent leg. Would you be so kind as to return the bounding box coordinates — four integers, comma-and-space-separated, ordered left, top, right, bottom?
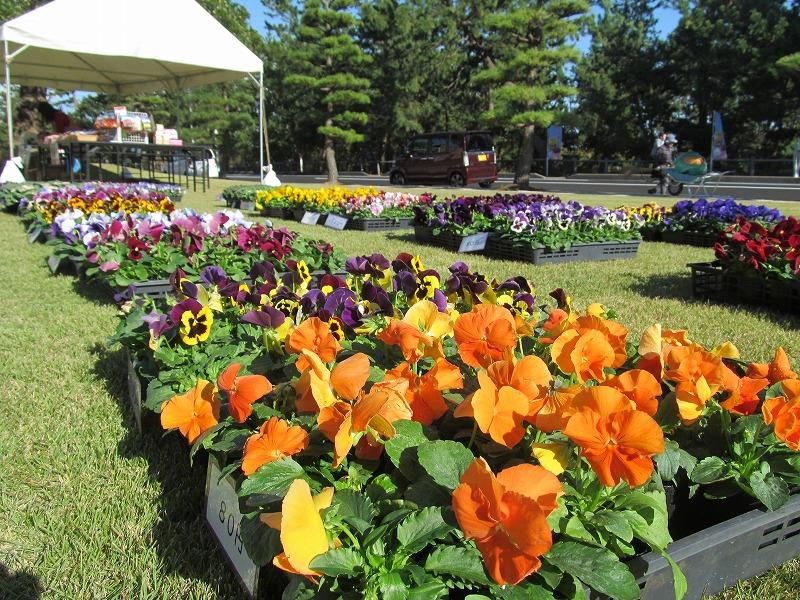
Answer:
259, 70, 264, 179
4, 40, 13, 160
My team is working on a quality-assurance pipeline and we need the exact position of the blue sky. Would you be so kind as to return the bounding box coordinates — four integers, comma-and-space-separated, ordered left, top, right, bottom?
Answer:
235, 0, 681, 53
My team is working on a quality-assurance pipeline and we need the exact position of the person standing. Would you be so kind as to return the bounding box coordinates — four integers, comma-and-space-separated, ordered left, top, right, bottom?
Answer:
651, 131, 666, 161
649, 133, 677, 194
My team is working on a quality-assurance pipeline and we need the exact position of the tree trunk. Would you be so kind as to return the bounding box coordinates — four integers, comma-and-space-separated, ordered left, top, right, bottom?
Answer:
515, 124, 535, 188
324, 134, 338, 183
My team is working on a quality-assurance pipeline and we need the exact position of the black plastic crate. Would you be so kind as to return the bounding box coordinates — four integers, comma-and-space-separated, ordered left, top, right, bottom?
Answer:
414, 226, 436, 245
261, 206, 290, 219
598, 493, 800, 600
487, 237, 639, 264
346, 216, 413, 231
688, 262, 724, 299
662, 230, 719, 247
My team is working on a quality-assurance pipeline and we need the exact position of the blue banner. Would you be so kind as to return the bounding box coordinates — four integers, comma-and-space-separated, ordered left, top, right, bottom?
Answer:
547, 125, 563, 160
711, 111, 727, 160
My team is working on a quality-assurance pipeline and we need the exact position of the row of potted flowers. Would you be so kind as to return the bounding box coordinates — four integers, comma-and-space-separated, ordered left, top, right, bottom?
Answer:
111, 250, 800, 599
689, 216, 800, 314
15, 182, 345, 299
621, 199, 784, 246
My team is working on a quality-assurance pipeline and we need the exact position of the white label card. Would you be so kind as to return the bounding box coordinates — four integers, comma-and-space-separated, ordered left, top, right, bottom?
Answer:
241, 201, 255, 212
205, 458, 259, 598
324, 214, 349, 230
301, 211, 320, 225
458, 232, 489, 253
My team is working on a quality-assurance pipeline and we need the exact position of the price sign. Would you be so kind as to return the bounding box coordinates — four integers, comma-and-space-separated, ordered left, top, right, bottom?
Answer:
458, 232, 489, 253
300, 211, 320, 225
205, 457, 259, 598
241, 200, 255, 212
113, 105, 127, 117
324, 214, 349, 230
126, 352, 142, 433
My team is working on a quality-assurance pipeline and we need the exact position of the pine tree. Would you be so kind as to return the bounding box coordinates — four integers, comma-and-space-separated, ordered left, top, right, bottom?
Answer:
472, 0, 589, 187
575, 0, 669, 160
283, 0, 372, 182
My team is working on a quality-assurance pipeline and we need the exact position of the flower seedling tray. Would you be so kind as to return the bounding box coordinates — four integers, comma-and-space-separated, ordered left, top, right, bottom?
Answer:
261, 206, 291, 220
345, 216, 413, 232
413, 225, 436, 245
413, 227, 487, 253
487, 237, 640, 264
689, 262, 800, 314
597, 493, 800, 600
661, 230, 719, 247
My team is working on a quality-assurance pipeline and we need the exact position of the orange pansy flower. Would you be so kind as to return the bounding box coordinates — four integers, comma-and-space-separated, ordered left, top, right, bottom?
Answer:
378, 318, 432, 363
636, 324, 693, 381
402, 299, 454, 359
539, 308, 571, 344
160, 379, 220, 443
762, 379, 800, 451
663, 345, 725, 424
550, 316, 628, 383
454, 368, 529, 448
305, 350, 371, 409
747, 347, 797, 384
454, 304, 517, 368
604, 369, 662, 416
318, 379, 412, 466
720, 376, 768, 416
217, 362, 273, 423
483, 355, 553, 418
242, 417, 309, 476
531, 384, 582, 433
564, 386, 664, 487
452, 458, 562, 586
288, 317, 342, 372
385, 358, 463, 425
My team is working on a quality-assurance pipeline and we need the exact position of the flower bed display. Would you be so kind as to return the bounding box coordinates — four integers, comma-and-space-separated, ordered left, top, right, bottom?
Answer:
37, 203, 344, 298
688, 216, 800, 313
0, 181, 65, 213
414, 194, 642, 262
20, 182, 180, 241
621, 199, 784, 247
221, 185, 277, 211
108, 250, 800, 600
256, 186, 424, 230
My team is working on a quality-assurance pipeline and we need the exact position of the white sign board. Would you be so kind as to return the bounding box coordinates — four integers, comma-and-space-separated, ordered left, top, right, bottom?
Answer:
205, 457, 259, 598
300, 211, 320, 225
324, 214, 349, 230
458, 232, 489, 253
241, 200, 255, 212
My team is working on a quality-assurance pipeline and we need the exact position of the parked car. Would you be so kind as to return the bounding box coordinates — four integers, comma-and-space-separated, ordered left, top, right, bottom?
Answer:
389, 131, 497, 187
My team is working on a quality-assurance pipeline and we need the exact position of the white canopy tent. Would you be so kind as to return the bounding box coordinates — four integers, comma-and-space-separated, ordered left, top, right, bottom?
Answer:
1, 0, 273, 181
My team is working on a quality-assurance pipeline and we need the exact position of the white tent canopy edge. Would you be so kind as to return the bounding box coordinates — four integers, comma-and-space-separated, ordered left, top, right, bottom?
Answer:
1, 0, 270, 181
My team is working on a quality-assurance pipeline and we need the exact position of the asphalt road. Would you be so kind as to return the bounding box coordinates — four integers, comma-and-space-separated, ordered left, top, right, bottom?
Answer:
229, 173, 800, 202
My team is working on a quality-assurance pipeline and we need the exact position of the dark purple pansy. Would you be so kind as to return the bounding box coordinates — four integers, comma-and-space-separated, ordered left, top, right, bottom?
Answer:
169, 298, 204, 326
241, 306, 286, 328
200, 266, 228, 287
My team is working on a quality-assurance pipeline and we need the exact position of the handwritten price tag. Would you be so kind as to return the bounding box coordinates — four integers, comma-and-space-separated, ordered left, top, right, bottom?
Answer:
324, 214, 349, 230
458, 232, 489, 253
126, 351, 142, 433
300, 211, 320, 225
205, 457, 259, 598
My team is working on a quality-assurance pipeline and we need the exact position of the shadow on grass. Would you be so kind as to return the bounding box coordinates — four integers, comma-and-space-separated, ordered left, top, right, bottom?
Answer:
384, 231, 417, 244
89, 343, 246, 599
0, 564, 42, 600
626, 271, 693, 301
69, 277, 116, 306
628, 272, 800, 329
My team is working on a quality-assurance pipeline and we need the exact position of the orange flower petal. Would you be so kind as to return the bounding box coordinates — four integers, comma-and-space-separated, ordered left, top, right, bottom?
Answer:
330, 353, 370, 401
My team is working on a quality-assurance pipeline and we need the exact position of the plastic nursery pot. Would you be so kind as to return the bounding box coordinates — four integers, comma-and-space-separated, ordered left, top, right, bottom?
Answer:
661, 230, 719, 247
486, 237, 640, 264
345, 216, 413, 232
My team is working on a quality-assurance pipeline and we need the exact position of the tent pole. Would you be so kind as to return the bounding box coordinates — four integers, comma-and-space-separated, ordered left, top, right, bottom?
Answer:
4, 40, 13, 160
259, 70, 264, 177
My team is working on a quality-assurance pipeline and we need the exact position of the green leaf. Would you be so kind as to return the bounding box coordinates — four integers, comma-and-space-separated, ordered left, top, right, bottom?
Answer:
416, 440, 474, 490
309, 547, 364, 577
617, 488, 672, 550
749, 470, 790, 511
397, 507, 455, 553
238, 458, 314, 501
690, 456, 732, 484
240, 512, 282, 566
593, 510, 634, 543
545, 541, 639, 600
407, 580, 447, 600
332, 488, 375, 533
424, 545, 490, 585
654, 439, 681, 481
565, 515, 596, 543
385, 420, 429, 479
144, 379, 175, 412
377, 571, 408, 600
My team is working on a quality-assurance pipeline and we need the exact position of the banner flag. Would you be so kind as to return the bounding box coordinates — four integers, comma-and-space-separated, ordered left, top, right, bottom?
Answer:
711, 111, 727, 161
547, 125, 563, 160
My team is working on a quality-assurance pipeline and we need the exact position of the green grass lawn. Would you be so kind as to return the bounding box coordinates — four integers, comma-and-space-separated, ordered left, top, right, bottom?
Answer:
0, 179, 798, 599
